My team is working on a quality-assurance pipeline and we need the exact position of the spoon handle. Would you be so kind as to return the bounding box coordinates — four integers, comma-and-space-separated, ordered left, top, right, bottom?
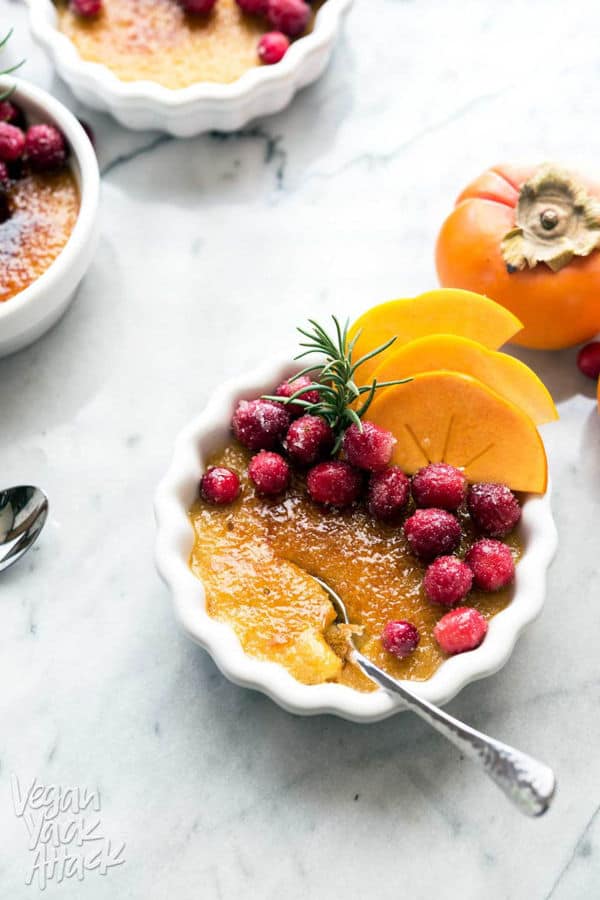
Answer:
354, 652, 556, 817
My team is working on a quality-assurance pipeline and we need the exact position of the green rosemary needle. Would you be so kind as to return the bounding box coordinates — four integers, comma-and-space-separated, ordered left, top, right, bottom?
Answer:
0, 29, 25, 102
263, 316, 411, 453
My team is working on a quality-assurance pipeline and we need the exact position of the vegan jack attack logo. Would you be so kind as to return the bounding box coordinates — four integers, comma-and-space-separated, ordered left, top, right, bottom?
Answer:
11, 774, 126, 891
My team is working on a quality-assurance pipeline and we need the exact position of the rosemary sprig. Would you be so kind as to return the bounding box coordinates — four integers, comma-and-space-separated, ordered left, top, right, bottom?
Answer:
0, 29, 25, 102
264, 316, 411, 453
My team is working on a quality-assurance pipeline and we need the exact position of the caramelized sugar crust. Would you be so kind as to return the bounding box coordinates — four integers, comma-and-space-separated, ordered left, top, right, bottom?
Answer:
189, 444, 520, 691
0, 170, 80, 303
56, 0, 318, 89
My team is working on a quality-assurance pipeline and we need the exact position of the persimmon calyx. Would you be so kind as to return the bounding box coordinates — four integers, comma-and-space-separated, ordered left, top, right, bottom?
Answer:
501, 164, 600, 273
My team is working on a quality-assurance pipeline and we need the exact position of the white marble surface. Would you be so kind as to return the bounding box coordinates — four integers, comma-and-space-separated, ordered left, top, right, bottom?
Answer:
1, 1, 600, 897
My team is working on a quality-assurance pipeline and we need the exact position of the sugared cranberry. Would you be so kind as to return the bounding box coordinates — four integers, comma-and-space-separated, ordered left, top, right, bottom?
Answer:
467, 482, 521, 538
0, 161, 8, 188
0, 123, 25, 162
434, 607, 488, 654
411, 462, 466, 511
248, 451, 290, 496
285, 414, 334, 466
367, 466, 410, 522
306, 460, 362, 507
24, 125, 67, 171
178, 0, 216, 11
423, 556, 473, 607
70, 0, 102, 16
232, 399, 290, 450
466, 539, 515, 591
404, 508, 461, 561
275, 374, 320, 417
381, 620, 420, 658
258, 31, 290, 64
343, 421, 395, 472
577, 341, 600, 380
267, 0, 311, 36
200, 467, 241, 505
236, 0, 269, 12
0, 100, 23, 126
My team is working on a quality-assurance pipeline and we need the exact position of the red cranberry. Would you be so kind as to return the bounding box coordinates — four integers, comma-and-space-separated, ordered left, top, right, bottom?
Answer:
381, 620, 420, 658
433, 607, 488, 654
306, 460, 362, 507
70, 0, 102, 15
577, 341, 600, 380
467, 482, 521, 538
24, 125, 67, 171
232, 399, 290, 450
200, 467, 241, 505
275, 374, 320, 417
343, 421, 395, 472
466, 539, 515, 591
411, 462, 466, 511
0, 161, 8, 188
236, 0, 269, 12
258, 31, 290, 64
267, 0, 311, 36
0, 100, 23, 126
404, 508, 461, 561
367, 466, 410, 522
0, 123, 25, 163
248, 451, 290, 496
285, 415, 334, 466
178, 0, 216, 11
423, 556, 473, 607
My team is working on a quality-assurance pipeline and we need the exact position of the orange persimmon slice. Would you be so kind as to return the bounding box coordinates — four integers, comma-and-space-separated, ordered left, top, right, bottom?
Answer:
370, 334, 558, 425
366, 371, 547, 493
348, 289, 523, 386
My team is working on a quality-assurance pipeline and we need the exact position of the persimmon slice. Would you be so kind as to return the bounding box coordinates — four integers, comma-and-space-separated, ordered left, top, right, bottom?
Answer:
366, 371, 548, 493
370, 334, 558, 425
348, 290, 523, 386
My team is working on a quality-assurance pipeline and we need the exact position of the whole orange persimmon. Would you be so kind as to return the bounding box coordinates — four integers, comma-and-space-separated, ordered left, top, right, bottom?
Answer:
436, 163, 600, 349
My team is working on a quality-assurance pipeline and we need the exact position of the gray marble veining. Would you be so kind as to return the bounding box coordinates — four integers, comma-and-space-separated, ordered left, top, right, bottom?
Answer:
2, 1, 600, 897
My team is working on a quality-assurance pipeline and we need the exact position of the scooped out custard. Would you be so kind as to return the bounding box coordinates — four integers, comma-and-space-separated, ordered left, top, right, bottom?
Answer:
189, 443, 521, 691
55, 0, 320, 89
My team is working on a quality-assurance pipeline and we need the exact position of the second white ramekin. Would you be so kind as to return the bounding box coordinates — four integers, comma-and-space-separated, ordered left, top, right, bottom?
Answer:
0, 77, 99, 358
28, 0, 353, 135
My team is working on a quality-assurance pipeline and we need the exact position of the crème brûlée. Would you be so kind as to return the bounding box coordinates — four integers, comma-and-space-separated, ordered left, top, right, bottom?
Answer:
189, 444, 520, 692
54, 0, 320, 89
0, 171, 79, 303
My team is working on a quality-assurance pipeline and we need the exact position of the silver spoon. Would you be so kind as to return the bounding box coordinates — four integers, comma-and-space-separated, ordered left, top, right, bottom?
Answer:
0, 486, 48, 573
314, 576, 556, 817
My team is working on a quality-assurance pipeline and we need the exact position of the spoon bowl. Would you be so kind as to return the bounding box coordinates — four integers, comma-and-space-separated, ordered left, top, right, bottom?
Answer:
312, 574, 556, 818
0, 486, 49, 573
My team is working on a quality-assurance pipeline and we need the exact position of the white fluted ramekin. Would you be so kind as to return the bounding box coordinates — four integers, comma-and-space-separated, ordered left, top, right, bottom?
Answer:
0, 77, 99, 358
28, 0, 353, 136
155, 356, 558, 722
